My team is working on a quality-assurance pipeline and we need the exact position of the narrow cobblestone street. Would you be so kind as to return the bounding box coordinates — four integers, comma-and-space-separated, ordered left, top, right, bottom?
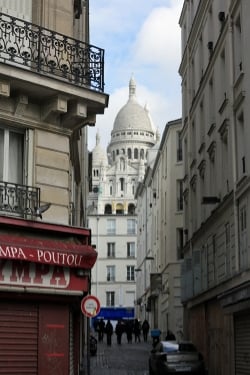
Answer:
89, 334, 151, 375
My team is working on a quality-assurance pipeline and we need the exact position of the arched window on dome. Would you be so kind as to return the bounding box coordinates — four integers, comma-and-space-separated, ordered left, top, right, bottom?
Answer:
128, 148, 132, 159
134, 148, 138, 159
121, 148, 125, 154
112, 150, 115, 161
116, 149, 119, 155
105, 204, 112, 214
140, 149, 145, 159
128, 203, 135, 214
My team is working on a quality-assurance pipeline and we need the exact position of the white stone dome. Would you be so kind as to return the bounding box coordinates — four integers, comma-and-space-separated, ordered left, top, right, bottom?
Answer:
92, 132, 108, 166
112, 76, 154, 133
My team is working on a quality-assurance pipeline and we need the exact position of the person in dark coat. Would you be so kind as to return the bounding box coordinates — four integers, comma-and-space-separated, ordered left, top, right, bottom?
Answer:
98, 318, 105, 342
115, 320, 123, 345
125, 320, 133, 343
105, 319, 113, 346
142, 319, 150, 342
133, 319, 141, 343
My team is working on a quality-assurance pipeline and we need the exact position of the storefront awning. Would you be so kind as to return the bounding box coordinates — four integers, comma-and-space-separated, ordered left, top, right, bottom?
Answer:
0, 235, 97, 269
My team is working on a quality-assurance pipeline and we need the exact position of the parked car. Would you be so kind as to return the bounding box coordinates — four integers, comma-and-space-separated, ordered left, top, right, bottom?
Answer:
149, 340, 206, 374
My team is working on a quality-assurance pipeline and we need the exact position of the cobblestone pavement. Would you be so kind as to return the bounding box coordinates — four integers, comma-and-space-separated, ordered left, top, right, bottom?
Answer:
89, 334, 152, 375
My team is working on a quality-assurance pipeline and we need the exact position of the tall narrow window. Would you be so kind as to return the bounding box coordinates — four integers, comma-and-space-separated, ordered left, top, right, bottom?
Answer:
127, 266, 135, 281
107, 219, 116, 234
208, 77, 215, 126
220, 49, 226, 105
127, 242, 135, 257
177, 180, 183, 211
177, 228, 184, 259
0, 127, 24, 184
120, 178, 124, 191
236, 111, 245, 179
106, 291, 115, 306
234, 14, 242, 77
239, 205, 247, 269
127, 219, 136, 234
107, 243, 115, 257
177, 131, 182, 162
107, 266, 115, 282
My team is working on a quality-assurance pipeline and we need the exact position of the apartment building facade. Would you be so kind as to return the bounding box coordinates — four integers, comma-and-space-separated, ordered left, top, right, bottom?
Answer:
179, 1, 250, 373
0, 1, 108, 374
136, 119, 184, 339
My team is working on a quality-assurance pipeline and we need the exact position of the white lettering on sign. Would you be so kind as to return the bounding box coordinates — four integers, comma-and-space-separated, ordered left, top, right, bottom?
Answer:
0, 246, 27, 260
37, 249, 83, 267
0, 245, 86, 268
0, 260, 70, 288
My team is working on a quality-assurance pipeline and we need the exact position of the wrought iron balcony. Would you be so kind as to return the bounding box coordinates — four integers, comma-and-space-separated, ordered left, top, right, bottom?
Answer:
0, 181, 40, 217
0, 12, 104, 92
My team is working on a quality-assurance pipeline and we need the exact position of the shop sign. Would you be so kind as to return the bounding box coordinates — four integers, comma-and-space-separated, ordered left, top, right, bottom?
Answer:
0, 259, 88, 293
0, 239, 96, 269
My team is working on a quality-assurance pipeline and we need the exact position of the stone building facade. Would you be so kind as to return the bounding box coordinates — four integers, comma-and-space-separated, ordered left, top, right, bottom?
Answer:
136, 119, 184, 339
0, 1, 108, 374
179, 1, 250, 373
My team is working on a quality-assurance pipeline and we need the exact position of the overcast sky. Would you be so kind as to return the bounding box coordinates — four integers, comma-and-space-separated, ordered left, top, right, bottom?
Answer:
88, 0, 184, 151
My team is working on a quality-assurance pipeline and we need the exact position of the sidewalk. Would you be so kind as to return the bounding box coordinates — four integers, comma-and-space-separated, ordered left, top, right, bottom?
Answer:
89, 334, 152, 375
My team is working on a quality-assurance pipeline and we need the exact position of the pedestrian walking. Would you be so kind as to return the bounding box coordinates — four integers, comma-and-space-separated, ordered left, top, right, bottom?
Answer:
105, 319, 113, 346
142, 319, 150, 342
97, 318, 105, 342
115, 320, 123, 345
125, 320, 133, 343
134, 319, 141, 343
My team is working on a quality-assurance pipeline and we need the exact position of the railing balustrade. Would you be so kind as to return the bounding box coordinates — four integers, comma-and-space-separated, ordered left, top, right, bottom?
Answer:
0, 181, 40, 217
0, 12, 104, 91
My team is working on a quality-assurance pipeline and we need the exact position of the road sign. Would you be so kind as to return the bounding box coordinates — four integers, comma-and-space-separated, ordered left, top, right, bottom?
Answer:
81, 295, 101, 318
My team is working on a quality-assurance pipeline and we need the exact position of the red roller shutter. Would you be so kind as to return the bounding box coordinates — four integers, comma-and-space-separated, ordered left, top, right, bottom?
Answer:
0, 302, 38, 374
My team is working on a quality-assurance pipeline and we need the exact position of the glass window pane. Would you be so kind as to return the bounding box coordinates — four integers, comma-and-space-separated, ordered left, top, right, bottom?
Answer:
9, 131, 23, 184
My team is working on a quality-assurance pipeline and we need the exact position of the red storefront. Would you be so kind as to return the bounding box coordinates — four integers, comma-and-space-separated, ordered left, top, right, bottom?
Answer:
0, 216, 97, 375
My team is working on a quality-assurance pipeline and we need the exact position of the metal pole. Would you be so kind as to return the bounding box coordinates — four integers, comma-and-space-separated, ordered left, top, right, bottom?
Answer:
86, 317, 90, 375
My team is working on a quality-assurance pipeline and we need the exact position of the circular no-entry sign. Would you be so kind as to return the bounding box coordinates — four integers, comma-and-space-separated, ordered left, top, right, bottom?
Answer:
81, 295, 101, 318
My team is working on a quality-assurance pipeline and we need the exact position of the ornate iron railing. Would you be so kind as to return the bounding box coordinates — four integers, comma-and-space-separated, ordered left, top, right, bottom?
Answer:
0, 12, 104, 92
0, 181, 40, 217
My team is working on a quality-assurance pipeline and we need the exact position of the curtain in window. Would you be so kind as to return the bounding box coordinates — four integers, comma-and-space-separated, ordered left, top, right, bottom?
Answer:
9, 131, 23, 184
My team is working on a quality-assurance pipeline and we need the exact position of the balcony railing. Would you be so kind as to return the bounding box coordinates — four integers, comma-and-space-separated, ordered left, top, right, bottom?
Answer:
0, 181, 40, 217
0, 12, 104, 92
